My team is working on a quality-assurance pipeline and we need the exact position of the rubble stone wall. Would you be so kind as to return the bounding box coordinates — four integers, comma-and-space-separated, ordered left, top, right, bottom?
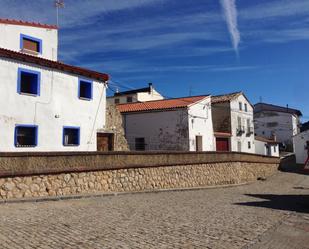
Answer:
0, 156, 278, 200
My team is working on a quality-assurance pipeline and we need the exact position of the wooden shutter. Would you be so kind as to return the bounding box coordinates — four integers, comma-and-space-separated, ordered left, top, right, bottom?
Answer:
23, 38, 39, 52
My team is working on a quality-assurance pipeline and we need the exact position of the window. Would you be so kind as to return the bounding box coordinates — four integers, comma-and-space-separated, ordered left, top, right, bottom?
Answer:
20, 34, 42, 54
274, 145, 277, 153
239, 102, 243, 111
244, 103, 248, 112
237, 116, 242, 129
135, 137, 145, 151
248, 141, 251, 149
63, 127, 80, 146
15, 125, 38, 147
78, 79, 93, 100
17, 68, 40, 96
127, 96, 133, 103
114, 98, 120, 104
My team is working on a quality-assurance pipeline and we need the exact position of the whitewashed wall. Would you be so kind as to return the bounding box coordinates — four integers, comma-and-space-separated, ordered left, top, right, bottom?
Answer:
188, 97, 215, 151
255, 140, 279, 157
0, 58, 106, 152
0, 23, 58, 61
107, 88, 163, 104
293, 130, 309, 164
123, 109, 189, 151
254, 111, 299, 149
230, 95, 255, 153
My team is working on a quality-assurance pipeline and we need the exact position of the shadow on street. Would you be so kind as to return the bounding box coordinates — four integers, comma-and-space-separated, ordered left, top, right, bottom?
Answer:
235, 194, 309, 214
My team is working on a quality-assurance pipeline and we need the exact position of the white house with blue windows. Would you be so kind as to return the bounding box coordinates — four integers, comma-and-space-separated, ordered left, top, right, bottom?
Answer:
0, 19, 109, 152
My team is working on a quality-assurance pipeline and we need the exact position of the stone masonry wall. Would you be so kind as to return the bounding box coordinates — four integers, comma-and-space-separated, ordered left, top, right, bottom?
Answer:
105, 102, 129, 151
0, 162, 278, 200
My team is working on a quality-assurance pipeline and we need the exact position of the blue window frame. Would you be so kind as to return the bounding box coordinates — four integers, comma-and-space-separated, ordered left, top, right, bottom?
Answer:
63, 127, 80, 146
17, 68, 41, 96
20, 34, 42, 54
14, 125, 38, 147
78, 79, 93, 100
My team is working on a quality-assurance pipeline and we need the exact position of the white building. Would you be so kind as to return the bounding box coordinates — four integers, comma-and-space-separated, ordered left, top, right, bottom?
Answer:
293, 129, 309, 164
0, 19, 109, 152
0, 18, 58, 61
254, 103, 302, 152
117, 95, 214, 151
107, 83, 163, 104
211, 92, 255, 153
255, 136, 279, 157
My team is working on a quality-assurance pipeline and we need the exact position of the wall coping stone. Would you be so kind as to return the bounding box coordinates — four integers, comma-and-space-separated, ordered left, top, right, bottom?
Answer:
0, 151, 280, 178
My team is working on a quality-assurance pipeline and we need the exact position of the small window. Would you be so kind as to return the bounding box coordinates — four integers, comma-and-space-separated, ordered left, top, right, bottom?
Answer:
248, 141, 251, 149
17, 68, 40, 96
63, 127, 80, 146
20, 34, 42, 54
114, 98, 120, 104
15, 125, 38, 147
135, 137, 145, 151
244, 103, 248, 112
79, 79, 92, 100
239, 102, 243, 111
127, 96, 133, 103
274, 146, 277, 153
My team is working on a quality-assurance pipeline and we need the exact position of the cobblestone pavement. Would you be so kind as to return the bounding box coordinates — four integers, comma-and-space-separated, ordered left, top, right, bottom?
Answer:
0, 172, 308, 249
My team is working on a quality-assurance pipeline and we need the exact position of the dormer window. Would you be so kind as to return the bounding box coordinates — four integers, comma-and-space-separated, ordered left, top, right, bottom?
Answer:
20, 34, 42, 54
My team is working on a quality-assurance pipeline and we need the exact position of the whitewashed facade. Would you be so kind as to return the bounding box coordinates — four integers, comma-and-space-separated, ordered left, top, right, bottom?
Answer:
118, 96, 214, 151
212, 92, 255, 153
0, 19, 108, 152
254, 103, 302, 152
0, 20, 58, 61
255, 137, 279, 157
293, 130, 309, 164
108, 83, 163, 104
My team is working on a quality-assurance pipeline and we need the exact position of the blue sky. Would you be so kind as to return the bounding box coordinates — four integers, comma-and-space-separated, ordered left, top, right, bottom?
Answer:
1, 0, 309, 120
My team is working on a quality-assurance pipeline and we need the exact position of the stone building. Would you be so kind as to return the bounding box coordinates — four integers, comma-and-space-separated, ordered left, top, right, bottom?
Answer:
103, 102, 129, 151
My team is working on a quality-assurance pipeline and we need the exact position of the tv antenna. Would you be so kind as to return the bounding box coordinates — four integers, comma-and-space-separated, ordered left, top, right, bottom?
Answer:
54, 0, 65, 27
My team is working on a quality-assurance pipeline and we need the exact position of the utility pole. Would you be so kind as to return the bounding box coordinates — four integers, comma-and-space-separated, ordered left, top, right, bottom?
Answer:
54, 0, 65, 27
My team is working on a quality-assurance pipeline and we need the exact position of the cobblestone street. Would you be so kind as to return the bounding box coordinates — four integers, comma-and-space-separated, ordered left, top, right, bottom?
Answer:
0, 171, 308, 249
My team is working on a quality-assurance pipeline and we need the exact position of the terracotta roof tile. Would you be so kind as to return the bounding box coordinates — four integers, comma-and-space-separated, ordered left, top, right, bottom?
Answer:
0, 18, 57, 30
117, 95, 209, 113
0, 47, 109, 82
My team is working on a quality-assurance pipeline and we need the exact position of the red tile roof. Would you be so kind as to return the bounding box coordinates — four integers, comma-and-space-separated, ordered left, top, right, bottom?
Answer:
0, 18, 58, 30
0, 47, 109, 82
117, 95, 209, 113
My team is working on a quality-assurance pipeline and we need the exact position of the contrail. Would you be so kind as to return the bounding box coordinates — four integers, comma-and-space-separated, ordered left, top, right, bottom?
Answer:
220, 0, 240, 54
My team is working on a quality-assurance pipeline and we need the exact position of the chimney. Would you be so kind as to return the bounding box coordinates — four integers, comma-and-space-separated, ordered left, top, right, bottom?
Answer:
148, 83, 153, 93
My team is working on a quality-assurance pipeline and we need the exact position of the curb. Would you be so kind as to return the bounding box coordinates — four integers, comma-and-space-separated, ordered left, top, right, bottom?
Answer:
0, 181, 254, 205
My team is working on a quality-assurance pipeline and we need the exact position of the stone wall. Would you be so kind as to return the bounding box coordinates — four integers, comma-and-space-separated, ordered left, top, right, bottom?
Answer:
105, 102, 129, 151
0, 152, 279, 200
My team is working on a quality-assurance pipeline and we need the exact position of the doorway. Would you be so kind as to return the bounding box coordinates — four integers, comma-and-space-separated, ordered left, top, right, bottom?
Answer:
195, 136, 203, 151
97, 133, 114, 152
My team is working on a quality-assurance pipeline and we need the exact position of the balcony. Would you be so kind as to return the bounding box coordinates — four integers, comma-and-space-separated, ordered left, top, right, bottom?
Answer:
246, 126, 254, 136
236, 126, 245, 136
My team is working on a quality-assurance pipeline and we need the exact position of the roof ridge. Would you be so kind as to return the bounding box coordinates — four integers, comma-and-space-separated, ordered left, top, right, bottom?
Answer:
116, 94, 209, 106
0, 18, 58, 29
0, 47, 109, 82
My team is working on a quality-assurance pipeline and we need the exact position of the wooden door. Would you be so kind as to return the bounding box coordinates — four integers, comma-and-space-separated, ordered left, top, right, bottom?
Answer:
216, 138, 229, 151
97, 133, 114, 152
196, 136, 203, 151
